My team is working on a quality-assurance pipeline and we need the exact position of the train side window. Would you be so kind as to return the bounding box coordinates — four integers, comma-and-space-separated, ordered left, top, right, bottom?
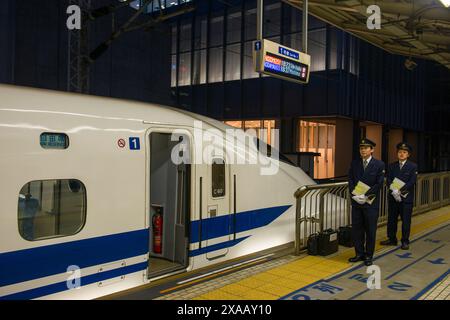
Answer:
212, 158, 225, 198
18, 179, 87, 241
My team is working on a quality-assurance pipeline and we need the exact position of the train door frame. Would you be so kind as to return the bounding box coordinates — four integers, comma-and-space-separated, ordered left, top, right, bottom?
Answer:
204, 157, 232, 260
145, 125, 195, 279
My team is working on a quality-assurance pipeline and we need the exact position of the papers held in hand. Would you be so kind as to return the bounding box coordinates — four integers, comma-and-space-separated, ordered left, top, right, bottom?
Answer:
390, 177, 409, 198
352, 181, 370, 196
390, 177, 405, 191
352, 181, 376, 205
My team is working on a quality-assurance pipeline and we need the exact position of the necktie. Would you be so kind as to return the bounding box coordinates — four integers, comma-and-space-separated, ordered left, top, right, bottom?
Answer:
400, 162, 404, 170
363, 160, 368, 171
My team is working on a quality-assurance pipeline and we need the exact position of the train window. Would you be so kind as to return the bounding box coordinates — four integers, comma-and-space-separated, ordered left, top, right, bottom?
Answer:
40, 133, 69, 149
212, 158, 225, 198
18, 179, 87, 241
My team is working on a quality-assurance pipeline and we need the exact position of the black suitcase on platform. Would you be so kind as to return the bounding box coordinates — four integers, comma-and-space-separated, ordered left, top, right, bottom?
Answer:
338, 226, 353, 247
307, 233, 319, 256
318, 229, 339, 256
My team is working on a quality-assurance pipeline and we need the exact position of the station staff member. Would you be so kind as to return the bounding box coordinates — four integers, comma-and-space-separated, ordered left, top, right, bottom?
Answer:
380, 142, 418, 250
348, 139, 385, 266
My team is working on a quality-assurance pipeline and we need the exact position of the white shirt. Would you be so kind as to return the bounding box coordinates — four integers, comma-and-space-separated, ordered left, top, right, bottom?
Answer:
399, 160, 407, 169
363, 156, 372, 165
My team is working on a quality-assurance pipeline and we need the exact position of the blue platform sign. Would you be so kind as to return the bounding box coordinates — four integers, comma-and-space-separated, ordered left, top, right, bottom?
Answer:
255, 41, 262, 51
279, 46, 299, 60
254, 39, 310, 84
129, 137, 141, 150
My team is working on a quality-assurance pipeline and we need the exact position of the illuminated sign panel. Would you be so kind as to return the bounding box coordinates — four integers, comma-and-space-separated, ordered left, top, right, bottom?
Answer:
40, 133, 69, 149
264, 53, 308, 82
254, 39, 311, 84
279, 47, 299, 60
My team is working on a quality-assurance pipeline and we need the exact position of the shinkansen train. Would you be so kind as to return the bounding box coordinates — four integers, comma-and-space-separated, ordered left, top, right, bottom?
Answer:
0, 84, 316, 300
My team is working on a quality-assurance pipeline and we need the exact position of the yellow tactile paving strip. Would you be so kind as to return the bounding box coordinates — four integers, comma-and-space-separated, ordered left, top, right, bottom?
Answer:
193, 207, 450, 300
420, 274, 450, 300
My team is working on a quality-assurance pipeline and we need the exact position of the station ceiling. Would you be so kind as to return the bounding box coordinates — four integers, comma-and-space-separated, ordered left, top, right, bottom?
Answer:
284, 0, 450, 69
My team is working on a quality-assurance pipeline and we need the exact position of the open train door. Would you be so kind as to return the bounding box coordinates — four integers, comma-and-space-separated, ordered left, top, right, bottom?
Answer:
147, 128, 192, 278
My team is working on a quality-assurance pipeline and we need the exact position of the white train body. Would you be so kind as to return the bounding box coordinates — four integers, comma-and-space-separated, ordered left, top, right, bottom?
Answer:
0, 85, 315, 300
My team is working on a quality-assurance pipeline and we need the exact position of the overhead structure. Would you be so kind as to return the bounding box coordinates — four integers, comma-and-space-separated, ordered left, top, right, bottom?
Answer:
284, 0, 450, 70
89, 0, 194, 61
67, 0, 195, 93
67, 0, 91, 93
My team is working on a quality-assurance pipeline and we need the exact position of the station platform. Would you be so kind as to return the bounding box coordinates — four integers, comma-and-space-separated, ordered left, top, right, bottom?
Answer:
106, 206, 450, 301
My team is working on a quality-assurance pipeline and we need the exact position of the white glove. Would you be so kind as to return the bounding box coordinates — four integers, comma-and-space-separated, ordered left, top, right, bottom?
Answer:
392, 189, 402, 202
359, 195, 368, 204
352, 194, 367, 205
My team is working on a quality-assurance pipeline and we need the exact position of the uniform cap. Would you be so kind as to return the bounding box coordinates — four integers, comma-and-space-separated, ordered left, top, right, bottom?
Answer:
359, 138, 376, 148
397, 142, 412, 152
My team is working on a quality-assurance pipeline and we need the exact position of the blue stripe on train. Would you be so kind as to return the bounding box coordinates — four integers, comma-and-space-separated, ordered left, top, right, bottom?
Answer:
0, 229, 149, 287
189, 236, 250, 257
0, 204, 291, 298
189, 205, 291, 243
1, 262, 148, 300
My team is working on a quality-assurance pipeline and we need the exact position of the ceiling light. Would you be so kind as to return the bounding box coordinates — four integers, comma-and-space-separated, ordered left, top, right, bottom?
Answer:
439, 0, 450, 8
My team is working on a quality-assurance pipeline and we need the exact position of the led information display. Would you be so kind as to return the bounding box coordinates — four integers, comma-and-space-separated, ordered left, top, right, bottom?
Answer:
263, 53, 308, 82
40, 133, 69, 149
254, 39, 311, 84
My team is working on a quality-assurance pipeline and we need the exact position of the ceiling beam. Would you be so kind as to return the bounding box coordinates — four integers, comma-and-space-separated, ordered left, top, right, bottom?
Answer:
285, 0, 450, 69
342, 23, 450, 45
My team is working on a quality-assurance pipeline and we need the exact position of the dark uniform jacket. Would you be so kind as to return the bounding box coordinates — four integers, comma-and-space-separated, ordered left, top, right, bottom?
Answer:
387, 160, 418, 204
348, 157, 385, 209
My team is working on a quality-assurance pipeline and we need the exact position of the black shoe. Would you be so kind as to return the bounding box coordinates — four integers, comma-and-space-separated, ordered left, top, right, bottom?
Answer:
364, 257, 373, 266
380, 239, 397, 246
348, 256, 365, 263
401, 243, 410, 250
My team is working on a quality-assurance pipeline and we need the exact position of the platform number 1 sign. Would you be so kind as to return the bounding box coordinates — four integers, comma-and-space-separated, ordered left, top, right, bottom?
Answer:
129, 137, 141, 150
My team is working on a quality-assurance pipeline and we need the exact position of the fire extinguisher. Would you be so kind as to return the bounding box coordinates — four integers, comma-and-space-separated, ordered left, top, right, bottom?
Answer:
152, 208, 163, 254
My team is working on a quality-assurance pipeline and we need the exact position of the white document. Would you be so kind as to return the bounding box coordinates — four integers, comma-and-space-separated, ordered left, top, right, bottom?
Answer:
352, 181, 370, 196
390, 177, 405, 191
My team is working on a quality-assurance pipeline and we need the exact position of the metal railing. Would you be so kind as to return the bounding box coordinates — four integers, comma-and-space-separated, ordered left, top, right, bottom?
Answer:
294, 171, 450, 255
